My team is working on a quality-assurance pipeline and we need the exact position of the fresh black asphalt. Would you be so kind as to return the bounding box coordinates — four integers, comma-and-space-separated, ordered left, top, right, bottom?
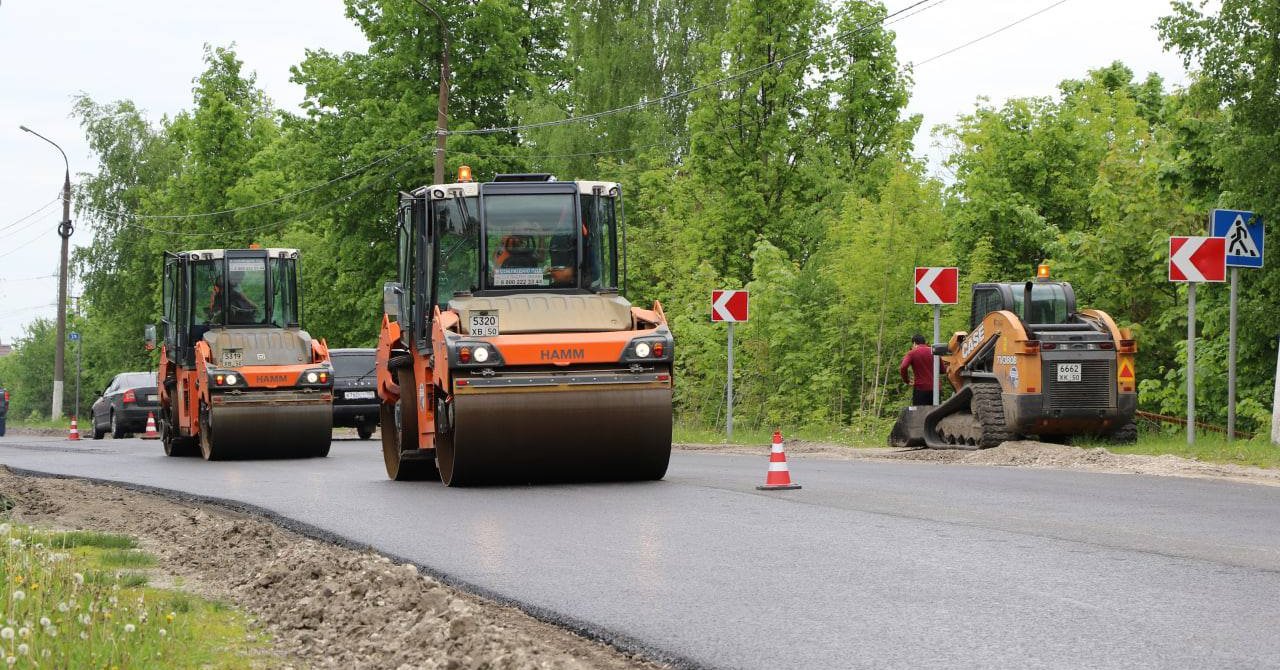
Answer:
1, 434, 1278, 669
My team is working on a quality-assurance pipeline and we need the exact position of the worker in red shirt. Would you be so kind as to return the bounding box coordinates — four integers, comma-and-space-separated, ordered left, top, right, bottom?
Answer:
900, 333, 935, 406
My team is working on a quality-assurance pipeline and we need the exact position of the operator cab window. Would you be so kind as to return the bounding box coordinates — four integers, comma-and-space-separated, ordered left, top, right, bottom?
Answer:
433, 196, 480, 305
1011, 284, 1070, 325
485, 193, 578, 289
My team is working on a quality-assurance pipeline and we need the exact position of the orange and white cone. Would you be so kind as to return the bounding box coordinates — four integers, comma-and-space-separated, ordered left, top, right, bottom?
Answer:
68, 416, 81, 441
141, 412, 160, 440
757, 430, 800, 490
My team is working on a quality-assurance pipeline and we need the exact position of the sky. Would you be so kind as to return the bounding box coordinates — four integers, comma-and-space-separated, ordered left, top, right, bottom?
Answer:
0, 0, 1208, 344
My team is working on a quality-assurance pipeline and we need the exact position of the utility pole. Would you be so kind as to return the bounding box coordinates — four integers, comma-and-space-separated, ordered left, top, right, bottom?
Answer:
413, 0, 450, 185
20, 125, 73, 420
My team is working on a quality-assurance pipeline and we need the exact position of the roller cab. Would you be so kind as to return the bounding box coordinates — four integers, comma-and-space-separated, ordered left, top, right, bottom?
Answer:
377, 170, 673, 485
157, 248, 333, 460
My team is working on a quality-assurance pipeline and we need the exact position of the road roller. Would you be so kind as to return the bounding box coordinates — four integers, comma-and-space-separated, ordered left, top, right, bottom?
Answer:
376, 168, 674, 485
155, 247, 334, 460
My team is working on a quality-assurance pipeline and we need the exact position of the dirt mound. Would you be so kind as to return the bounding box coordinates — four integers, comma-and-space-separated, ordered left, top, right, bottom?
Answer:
0, 468, 661, 669
677, 439, 1280, 487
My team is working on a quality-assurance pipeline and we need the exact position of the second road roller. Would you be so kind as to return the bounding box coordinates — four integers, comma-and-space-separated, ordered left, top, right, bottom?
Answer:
155, 247, 334, 460
375, 168, 674, 485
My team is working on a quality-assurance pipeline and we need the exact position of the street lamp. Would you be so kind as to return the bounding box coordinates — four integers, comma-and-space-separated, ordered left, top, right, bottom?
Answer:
19, 124, 74, 420
412, 0, 450, 185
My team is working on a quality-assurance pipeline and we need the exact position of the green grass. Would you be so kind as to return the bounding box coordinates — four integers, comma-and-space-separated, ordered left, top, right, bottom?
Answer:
1091, 432, 1280, 469
673, 420, 888, 447
39, 530, 137, 550
96, 549, 157, 569
0, 519, 273, 669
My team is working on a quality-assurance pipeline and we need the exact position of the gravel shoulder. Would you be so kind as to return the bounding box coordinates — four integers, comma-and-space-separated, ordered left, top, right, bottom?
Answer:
0, 467, 663, 670
677, 439, 1280, 488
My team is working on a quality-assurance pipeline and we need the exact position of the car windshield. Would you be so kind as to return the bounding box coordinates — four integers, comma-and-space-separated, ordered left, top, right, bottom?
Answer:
484, 194, 577, 289
331, 353, 375, 378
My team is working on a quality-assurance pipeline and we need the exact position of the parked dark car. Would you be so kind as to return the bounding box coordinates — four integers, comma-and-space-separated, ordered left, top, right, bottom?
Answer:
0, 385, 8, 436
90, 372, 160, 439
331, 348, 379, 439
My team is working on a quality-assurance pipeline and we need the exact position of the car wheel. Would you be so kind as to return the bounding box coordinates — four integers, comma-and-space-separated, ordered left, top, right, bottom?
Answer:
91, 413, 105, 440
357, 422, 375, 440
110, 411, 127, 439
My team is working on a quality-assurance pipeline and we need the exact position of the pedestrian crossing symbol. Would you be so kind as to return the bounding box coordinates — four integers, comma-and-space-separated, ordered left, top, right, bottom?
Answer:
1211, 209, 1264, 269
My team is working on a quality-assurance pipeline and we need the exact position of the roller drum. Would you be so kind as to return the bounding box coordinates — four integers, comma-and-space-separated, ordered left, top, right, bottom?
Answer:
202, 400, 332, 460
438, 386, 672, 486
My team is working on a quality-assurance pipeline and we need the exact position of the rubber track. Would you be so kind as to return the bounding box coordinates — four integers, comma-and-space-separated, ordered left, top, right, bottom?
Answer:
971, 382, 1016, 448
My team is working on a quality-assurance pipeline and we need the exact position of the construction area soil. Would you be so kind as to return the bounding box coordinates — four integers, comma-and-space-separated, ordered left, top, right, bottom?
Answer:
0, 467, 663, 670
677, 439, 1280, 488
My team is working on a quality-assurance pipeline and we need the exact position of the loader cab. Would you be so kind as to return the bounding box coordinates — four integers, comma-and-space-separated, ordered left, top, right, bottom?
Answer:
970, 281, 1077, 330
393, 170, 624, 348
162, 248, 302, 367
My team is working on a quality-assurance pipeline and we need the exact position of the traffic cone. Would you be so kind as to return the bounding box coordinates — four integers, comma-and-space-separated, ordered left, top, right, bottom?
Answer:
141, 412, 160, 440
757, 430, 800, 490
68, 416, 80, 441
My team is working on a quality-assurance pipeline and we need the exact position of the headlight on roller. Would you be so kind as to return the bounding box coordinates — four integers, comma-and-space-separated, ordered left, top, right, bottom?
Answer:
622, 336, 673, 363
473, 346, 490, 363
225, 374, 238, 386
635, 342, 651, 358
306, 372, 319, 383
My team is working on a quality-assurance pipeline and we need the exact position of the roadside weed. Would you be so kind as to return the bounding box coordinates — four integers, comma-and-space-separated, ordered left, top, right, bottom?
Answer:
0, 520, 268, 668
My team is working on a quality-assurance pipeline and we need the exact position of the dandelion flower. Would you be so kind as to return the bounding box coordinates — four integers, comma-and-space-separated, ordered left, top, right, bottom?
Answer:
12, 576, 23, 586
56, 602, 69, 613
8, 539, 21, 548
15, 645, 25, 656
78, 614, 90, 626
158, 628, 167, 637
124, 624, 135, 633
72, 573, 84, 585
16, 628, 28, 639
80, 631, 88, 640
38, 618, 49, 628
0, 628, 12, 640
5, 656, 14, 666
166, 612, 175, 622
11, 591, 23, 603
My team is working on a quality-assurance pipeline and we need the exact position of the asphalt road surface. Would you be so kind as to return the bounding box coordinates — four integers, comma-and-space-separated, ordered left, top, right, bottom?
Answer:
2, 434, 1279, 669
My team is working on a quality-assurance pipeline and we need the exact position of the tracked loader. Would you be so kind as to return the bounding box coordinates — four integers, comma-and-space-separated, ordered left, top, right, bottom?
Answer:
156, 247, 334, 460
376, 168, 673, 485
890, 265, 1137, 448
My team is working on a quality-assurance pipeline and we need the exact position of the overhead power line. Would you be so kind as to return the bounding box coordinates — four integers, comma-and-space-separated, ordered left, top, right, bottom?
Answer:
914, 0, 1073, 67
0, 195, 60, 235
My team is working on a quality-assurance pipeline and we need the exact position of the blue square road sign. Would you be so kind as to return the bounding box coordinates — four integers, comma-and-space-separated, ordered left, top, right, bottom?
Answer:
1211, 209, 1264, 268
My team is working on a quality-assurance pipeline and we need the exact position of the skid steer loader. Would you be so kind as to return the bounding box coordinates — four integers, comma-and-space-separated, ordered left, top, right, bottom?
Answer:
890, 266, 1137, 448
156, 247, 334, 460
376, 168, 673, 486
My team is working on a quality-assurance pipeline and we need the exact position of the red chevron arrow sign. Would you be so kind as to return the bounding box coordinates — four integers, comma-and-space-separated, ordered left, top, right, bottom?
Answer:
914, 267, 958, 305
711, 290, 749, 322
1169, 236, 1226, 283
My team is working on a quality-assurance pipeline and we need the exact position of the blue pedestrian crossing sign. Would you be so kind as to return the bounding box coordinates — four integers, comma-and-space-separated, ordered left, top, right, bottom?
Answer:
1211, 209, 1264, 268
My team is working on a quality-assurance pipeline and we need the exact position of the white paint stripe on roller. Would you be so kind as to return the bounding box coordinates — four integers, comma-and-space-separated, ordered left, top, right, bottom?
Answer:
917, 267, 943, 304
1172, 238, 1206, 282
768, 462, 790, 472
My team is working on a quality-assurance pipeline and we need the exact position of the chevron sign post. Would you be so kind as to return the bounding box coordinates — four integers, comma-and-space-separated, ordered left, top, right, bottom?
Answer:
712, 290, 749, 440
915, 267, 957, 405
1169, 236, 1227, 445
